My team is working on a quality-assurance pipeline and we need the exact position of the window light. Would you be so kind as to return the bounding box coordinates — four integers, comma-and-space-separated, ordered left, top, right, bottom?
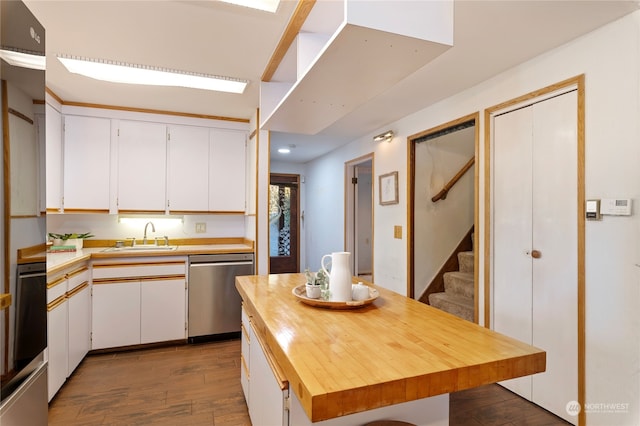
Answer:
0, 48, 46, 70
219, 0, 280, 13
57, 55, 248, 94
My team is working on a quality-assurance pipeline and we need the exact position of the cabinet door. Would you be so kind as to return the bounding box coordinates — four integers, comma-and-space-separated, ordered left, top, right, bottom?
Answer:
209, 129, 246, 212
167, 125, 209, 212
92, 281, 141, 349
140, 278, 186, 344
240, 308, 250, 403
47, 298, 68, 402
45, 103, 63, 211
63, 115, 111, 211
67, 284, 91, 376
117, 120, 167, 212
248, 321, 286, 426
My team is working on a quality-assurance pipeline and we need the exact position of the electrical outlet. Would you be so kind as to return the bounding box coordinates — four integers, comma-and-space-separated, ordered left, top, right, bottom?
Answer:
195, 223, 206, 233
394, 225, 402, 239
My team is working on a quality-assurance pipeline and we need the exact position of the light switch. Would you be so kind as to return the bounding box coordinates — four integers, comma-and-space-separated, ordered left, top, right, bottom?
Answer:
585, 199, 601, 220
394, 225, 402, 239
195, 223, 206, 233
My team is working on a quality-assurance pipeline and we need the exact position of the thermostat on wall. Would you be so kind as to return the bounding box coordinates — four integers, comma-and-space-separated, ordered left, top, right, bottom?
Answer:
600, 198, 632, 216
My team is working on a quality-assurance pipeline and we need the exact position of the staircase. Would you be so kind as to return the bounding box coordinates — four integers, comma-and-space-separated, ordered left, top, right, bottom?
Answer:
428, 250, 474, 322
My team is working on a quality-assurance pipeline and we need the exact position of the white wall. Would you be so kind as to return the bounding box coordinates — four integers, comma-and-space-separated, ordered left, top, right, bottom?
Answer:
47, 213, 245, 242
301, 11, 640, 425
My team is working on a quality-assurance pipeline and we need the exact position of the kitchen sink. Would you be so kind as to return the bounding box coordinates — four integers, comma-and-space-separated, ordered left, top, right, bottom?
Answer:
102, 245, 178, 252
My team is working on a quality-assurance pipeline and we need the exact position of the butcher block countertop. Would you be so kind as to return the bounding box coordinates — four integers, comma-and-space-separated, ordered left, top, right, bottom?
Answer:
236, 273, 546, 423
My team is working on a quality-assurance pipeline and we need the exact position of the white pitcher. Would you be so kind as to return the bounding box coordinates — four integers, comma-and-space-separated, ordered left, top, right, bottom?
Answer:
321, 252, 352, 302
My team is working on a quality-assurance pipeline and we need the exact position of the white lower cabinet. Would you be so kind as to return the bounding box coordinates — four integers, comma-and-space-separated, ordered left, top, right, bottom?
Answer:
67, 282, 91, 375
92, 281, 141, 350
242, 305, 288, 426
47, 296, 68, 402
46, 265, 91, 401
92, 260, 187, 350
141, 278, 186, 344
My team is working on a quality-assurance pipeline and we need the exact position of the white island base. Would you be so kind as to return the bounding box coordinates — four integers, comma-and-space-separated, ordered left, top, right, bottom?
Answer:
289, 391, 449, 426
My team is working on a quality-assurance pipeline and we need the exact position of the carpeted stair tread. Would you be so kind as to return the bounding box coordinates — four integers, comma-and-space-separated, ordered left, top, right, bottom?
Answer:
444, 271, 474, 298
428, 292, 474, 322
458, 251, 474, 273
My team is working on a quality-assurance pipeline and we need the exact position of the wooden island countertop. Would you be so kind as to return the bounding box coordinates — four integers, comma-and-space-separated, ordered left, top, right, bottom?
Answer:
236, 273, 546, 423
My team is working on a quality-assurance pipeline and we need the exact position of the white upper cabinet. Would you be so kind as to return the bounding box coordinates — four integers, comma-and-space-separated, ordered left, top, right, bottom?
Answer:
259, 0, 453, 135
117, 120, 167, 212
167, 125, 210, 213
45, 103, 63, 211
209, 128, 246, 212
63, 115, 111, 211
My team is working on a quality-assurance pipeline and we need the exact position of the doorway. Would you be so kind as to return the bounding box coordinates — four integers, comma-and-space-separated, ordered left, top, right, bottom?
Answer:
345, 154, 374, 281
408, 113, 479, 309
269, 173, 300, 273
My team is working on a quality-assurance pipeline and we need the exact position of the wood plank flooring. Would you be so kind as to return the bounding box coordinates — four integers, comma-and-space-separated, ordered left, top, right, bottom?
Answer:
49, 340, 571, 425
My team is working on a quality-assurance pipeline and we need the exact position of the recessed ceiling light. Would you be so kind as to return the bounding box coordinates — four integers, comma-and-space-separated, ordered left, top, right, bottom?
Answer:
278, 148, 290, 154
219, 0, 280, 13
57, 55, 248, 94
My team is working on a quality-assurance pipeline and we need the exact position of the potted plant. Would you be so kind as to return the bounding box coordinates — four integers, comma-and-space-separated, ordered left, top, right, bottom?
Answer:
304, 268, 328, 299
48, 232, 94, 249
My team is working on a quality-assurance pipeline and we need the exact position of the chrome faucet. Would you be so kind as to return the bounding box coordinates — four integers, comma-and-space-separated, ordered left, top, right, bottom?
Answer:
143, 221, 155, 244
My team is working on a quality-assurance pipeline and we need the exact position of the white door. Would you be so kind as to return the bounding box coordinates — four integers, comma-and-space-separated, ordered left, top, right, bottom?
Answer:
63, 115, 111, 211
493, 90, 578, 424
117, 120, 167, 212
67, 284, 91, 376
92, 281, 141, 349
209, 128, 246, 212
167, 125, 209, 212
140, 278, 186, 344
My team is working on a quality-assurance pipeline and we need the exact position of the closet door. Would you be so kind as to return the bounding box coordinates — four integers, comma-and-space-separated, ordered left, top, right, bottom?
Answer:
493, 105, 534, 399
530, 92, 578, 422
493, 90, 578, 424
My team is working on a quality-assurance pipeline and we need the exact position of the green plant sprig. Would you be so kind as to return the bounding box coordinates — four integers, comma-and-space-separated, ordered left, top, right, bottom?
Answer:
48, 232, 94, 240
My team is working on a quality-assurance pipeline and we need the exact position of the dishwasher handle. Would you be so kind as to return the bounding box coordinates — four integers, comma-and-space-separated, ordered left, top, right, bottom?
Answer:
190, 261, 254, 268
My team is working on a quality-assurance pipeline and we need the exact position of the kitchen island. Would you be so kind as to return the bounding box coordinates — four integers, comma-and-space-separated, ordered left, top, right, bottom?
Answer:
236, 273, 546, 425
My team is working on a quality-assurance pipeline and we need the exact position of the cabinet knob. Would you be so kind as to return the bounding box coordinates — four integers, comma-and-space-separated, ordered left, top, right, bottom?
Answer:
531, 250, 542, 259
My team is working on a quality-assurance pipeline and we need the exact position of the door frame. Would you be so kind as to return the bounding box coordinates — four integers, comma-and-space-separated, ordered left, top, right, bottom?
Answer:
345, 153, 374, 279
484, 75, 585, 426
407, 112, 480, 308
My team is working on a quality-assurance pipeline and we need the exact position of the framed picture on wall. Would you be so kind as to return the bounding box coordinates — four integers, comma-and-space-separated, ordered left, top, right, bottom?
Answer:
379, 171, 399, 205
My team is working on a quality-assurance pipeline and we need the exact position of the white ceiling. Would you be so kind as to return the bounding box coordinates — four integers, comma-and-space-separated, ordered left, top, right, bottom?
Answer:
24, 0, 640, 163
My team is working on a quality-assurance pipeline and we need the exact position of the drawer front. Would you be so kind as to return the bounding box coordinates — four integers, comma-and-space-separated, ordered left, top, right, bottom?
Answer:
93, 262, 186, 280
67, 267, 90, 292
47, 277, 67, 303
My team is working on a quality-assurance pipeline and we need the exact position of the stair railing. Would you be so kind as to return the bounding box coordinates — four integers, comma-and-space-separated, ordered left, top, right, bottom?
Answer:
431, 157, 475, 203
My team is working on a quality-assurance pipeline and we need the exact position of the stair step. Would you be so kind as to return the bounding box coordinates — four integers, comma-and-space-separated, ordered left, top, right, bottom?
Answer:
428, 292, 474, 322
458, 251, 474, 273
444, 271, 474, 298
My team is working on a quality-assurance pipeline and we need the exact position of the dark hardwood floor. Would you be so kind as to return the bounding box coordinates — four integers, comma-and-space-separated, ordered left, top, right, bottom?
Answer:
49, 340, 570, 425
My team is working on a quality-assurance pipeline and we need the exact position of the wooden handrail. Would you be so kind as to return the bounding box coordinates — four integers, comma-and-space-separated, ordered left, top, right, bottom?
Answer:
431, 157, 475, 202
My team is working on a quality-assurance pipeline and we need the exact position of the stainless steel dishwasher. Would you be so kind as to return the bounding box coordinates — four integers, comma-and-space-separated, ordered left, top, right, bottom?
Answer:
188, 253, 254, 343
